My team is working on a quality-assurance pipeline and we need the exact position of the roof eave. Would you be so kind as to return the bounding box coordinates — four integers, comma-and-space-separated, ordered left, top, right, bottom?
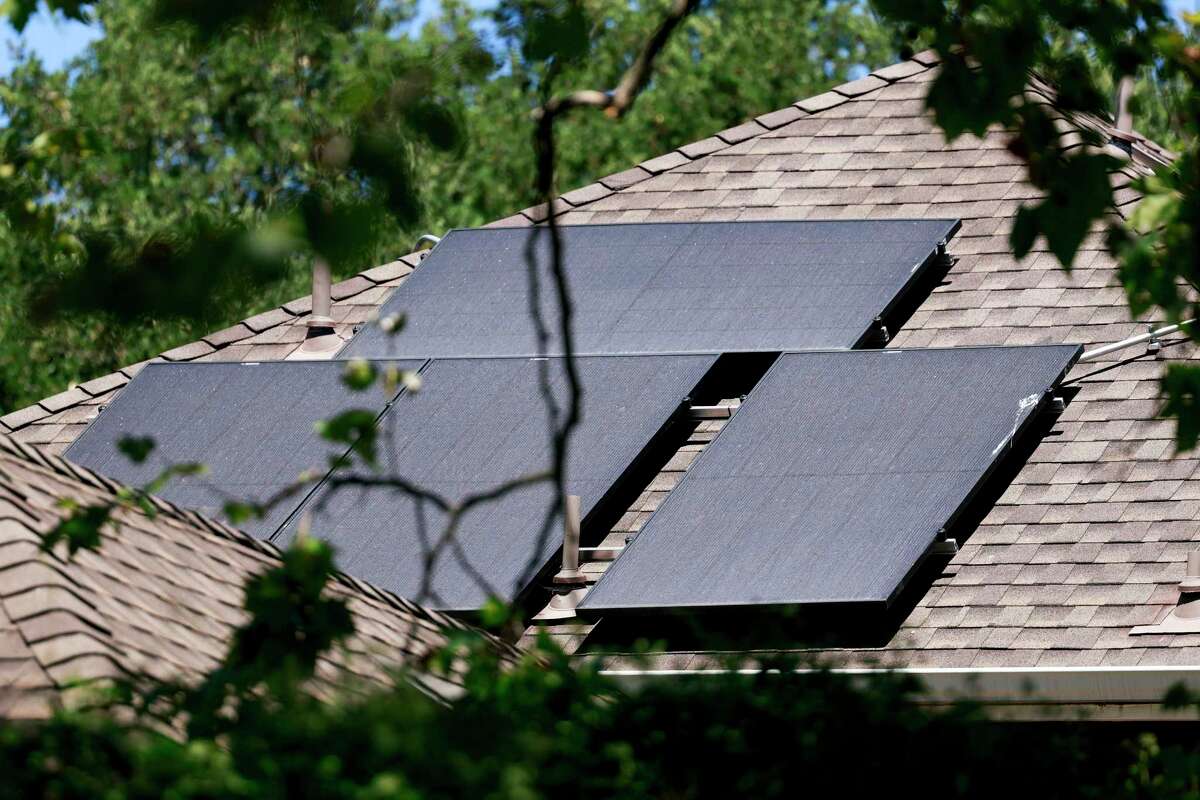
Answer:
600, 664, 1200, 722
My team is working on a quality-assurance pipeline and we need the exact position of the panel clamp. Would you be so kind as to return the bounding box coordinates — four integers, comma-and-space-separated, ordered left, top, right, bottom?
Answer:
929, 538, 959, 557
873, 316, 891, 345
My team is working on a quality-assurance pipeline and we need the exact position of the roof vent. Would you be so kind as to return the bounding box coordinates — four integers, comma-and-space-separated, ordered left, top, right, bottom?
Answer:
1181, 551, 1200, 593
294, 256, 341, 358
1112, 75, 1135, 141
1132, 548, 1200, 635
1108, 74, 1139, 157
533, 494, 589, 621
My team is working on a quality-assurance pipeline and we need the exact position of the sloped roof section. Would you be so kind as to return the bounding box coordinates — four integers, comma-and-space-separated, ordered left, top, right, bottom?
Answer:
540, 56, 1200, 670
0, 433, 509, 719
6, 50, 1200, 672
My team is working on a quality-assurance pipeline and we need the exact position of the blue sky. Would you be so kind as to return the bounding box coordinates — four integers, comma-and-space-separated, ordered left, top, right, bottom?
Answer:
1, 0, 1198, 75
0, 0, 484, 73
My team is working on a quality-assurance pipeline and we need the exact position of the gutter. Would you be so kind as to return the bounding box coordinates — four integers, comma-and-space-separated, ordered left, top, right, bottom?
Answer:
601, 665, 1200, 722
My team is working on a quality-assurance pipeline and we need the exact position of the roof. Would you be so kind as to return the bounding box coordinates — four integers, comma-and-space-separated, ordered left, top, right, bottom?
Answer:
6, 50, 1199, 675
0, 433, 510, 719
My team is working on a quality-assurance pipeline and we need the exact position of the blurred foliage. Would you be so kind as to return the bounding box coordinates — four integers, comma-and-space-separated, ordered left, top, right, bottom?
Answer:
0, 0, 486, 411
431, 0, 899, 229
0, 0, 900, 413
871, 0, 1200, 447
6, 530, 1200, 799
6, 6, 1200, 788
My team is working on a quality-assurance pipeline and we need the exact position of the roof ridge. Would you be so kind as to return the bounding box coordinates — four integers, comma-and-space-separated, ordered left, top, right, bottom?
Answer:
496, 51, 944, 227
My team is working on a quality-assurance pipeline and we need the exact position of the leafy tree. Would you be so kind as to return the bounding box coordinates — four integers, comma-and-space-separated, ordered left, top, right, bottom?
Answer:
418, 0, 900, 229
4, 4, 1200, 796
0, 0, 900, 413
0, 0, 489, 411
869, 0, 1200, 447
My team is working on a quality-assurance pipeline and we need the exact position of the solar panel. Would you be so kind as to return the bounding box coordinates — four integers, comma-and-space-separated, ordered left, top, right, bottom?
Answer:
340, 220, 960, 359
65, 360, 423, 538
580, 345, 1081, 614
275, 354, 717, 611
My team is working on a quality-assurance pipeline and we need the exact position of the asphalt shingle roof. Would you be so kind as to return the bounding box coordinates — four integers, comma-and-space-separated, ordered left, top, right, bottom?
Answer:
6, 50, 1197, 673
0, 433, 506, 719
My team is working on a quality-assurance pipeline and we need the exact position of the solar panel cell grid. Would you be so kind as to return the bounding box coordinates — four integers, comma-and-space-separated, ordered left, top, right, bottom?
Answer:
340, 219, 960, 359
277, 354, 718, 611
579, 345, 1081, 613
65, 360, 423, 538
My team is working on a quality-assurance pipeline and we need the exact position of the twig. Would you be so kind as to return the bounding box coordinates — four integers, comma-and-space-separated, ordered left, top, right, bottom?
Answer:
515, 0, 701, 588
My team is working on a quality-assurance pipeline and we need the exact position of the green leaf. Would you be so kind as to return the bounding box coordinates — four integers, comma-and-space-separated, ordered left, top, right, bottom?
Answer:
1162, 682, 1196, 710
42, 503, 112, 556
1129, 192, 1178, 234
1010, 205, 1039, 260
223, 501, 261, 525
144, 462, 208, 495
499, 0, 591, 65
342, 358, 377, 392
479, 596, 513, 629
1162, 364, 1200, 451
380, 313, 406, 337
316, 409, 379, 467
1042, 154, 1115, 267
117, 435, 156, 464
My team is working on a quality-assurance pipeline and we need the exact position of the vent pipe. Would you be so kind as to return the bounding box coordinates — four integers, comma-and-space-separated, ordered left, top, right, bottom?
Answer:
308, 256, 335, 332
1114, 75, 1135, 134
295, 256, 341, 357
554, 494, 584, 585
533, 494, 589, 621
1132, 548, 1200, 634
1181, 550, 1200, 594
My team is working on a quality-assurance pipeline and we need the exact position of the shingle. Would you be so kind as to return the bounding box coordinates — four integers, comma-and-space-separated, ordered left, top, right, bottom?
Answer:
911, 49, 941, 66
715, 121, 767, 145
13, 424, 65, 445
1037, 649, 1107, 667
38, 388, 90, 414
677, 137, 727, 158
559, 182, 612, 206
795, 92, 847, 113
520, 198, 570, 222
78, 373, 127, 396
202, 323, 254, 348
329, 275, 373, 301
160, 341, 216, 362
242, 307, 294, 333
599, 166, 652, 190
755, 106, 805, 130
1024, 605, 1098, 628
1064, 563, 1136, 584
1068, 582, 1157, 606
484, 213, 533, 228
639, 151, 691, 173
833, 75, 887, 97
971, 649, 1041, 668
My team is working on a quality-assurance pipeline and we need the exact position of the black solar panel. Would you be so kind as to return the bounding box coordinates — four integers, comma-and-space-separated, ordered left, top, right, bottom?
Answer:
340, 220, 960, 359
580, 345, 1081, 614
65, 360, 423, 538
276, 354, 717, 611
